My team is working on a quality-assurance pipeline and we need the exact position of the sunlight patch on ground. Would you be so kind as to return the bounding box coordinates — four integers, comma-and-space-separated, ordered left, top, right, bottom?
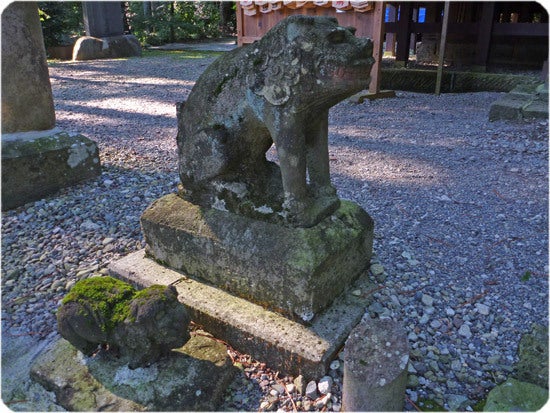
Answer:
329, 147, 447, 187
81, 97, 177, 117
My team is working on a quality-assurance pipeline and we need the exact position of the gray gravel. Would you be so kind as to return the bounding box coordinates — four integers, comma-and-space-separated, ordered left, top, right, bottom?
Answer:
2, 52, 548, 411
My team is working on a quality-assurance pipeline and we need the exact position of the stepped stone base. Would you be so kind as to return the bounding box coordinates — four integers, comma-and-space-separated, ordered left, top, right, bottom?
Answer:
1, 128, 100, 210
140, 193, 374, 321
30, 335, 237, 411
109, 249, 376, 379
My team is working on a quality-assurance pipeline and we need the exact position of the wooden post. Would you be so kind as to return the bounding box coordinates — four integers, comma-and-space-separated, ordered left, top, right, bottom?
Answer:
435, 2, 450, 95
385, 4, 396, 55
369, 2, 385, 94
394, 2, 412, 66
473, 2, 495, 72
236, 2, 244, 47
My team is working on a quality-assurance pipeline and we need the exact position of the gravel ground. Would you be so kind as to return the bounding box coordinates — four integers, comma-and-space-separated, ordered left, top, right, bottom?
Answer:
2, 52, 548, 411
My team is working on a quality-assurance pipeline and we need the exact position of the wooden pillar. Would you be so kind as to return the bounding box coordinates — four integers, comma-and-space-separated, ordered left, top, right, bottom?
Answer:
395, 2, 413, 66
236, 2, 244, 46
370, 2, 385, 94
385, 4, 396, 55
473, 2, 495, 72
435, 2, 450, 95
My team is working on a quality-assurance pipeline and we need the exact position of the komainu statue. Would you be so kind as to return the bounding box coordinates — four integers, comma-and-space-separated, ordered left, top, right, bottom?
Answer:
57, 277, 190, 368
177, 15, 374, 227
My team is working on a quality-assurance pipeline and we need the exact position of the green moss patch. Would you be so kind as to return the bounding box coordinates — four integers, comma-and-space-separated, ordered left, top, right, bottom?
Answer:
62, 277, 136, 332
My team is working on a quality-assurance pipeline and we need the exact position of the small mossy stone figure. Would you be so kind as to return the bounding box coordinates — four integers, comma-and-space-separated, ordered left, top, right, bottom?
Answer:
57, 277, 190, 368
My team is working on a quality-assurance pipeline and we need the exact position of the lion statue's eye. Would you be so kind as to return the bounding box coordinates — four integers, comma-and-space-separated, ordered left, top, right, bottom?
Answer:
327, 28, 346, 43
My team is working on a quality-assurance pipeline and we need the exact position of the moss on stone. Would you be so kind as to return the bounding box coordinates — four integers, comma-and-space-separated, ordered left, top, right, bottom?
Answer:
62, 277, 136, 332
2, 132, 89, 158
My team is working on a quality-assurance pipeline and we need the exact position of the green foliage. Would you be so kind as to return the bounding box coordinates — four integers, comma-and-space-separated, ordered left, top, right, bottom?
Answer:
38, 2, 234, 50
520, 270, 532, 282
127, 1, 226, 46
38, 2, 83, 47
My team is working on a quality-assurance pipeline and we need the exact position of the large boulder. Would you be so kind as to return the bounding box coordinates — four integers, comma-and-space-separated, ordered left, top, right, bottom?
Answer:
484, 378, 548, 411
72, 34, 141, 61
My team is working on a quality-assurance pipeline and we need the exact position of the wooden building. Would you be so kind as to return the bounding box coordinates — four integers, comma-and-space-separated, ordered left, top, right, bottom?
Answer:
237, 1, 548, 92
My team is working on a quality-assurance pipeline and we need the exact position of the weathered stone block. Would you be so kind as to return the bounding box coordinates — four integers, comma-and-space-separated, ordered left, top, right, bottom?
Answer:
30, 335, 237, 411
72, 34, 141, 61
1, 128, 100, 210
108, 249, 376, 379
140, 193, 373, 320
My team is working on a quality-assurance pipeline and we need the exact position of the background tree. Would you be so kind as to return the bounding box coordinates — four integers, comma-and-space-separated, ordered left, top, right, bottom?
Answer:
125, 1, 235, 46
38, 1, 83, 47
38, 1, 236, 50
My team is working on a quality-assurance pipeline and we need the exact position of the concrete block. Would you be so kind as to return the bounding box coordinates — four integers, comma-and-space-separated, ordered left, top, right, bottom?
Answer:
1, 128, 100, 210
109, 249, 376, 379
140, 193, 374, 321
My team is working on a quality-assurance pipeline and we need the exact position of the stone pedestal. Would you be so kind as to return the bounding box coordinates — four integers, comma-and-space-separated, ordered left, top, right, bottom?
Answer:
140, 193, 374, 321
2, 129, 100, 210
30, 334, 237, 411
109, 249, 376, 379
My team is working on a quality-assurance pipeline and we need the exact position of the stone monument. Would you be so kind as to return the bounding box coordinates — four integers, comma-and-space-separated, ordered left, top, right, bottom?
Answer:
72, 2, 141, 61
1, 2, 100, 210
111, 15, 377, 378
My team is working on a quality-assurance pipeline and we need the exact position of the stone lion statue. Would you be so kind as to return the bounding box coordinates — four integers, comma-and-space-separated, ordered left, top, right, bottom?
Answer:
177, 15, 374, 227
57, 277, 190, 368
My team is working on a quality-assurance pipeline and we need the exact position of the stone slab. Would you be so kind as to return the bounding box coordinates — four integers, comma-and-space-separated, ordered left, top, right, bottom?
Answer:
522, 99, 549, 119
140, 193, 374, 320
30, 334, 237, 411
1, 129, 101, 210
109, 249, 376, 379
488, 96, 526, 121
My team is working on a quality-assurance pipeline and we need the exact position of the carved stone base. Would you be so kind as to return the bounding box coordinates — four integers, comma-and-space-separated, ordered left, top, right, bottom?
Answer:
108, 250, 377, 379
140, 193, 374, 320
